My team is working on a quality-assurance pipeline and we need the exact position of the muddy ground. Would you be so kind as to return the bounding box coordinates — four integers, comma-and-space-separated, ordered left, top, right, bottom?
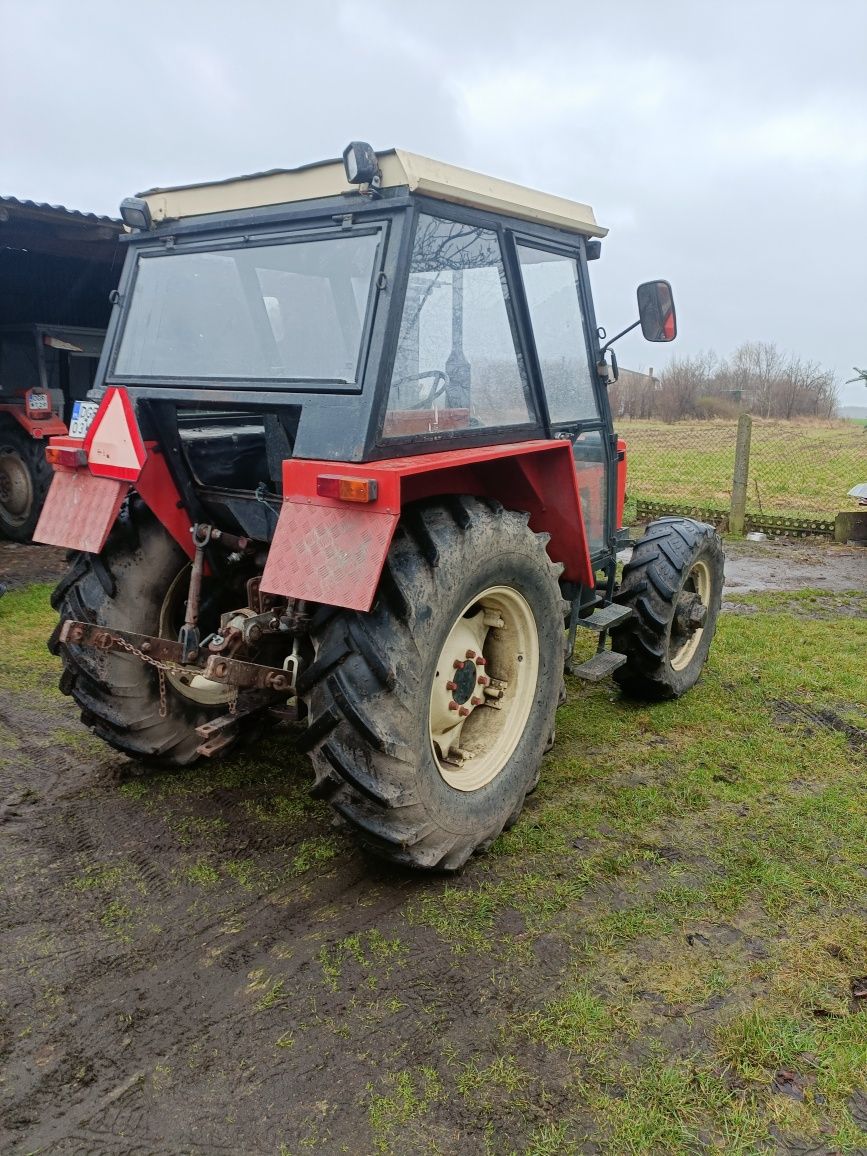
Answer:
0, 536, 865, 1155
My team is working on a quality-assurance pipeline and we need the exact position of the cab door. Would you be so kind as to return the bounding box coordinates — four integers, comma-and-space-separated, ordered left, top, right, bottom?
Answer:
514, 241, 610, 557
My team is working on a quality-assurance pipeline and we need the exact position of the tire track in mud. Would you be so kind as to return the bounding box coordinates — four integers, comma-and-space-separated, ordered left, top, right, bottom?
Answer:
2, 579, 577, 1155
1, 756, 442, 1156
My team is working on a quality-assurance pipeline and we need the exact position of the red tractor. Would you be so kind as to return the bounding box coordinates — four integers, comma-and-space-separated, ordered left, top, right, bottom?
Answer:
36, 143, 724, 870
0, 325, 105, 539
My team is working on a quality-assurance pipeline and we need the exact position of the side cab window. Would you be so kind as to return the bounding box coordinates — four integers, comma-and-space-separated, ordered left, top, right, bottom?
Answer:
516, 241, 608, 554
384, 213, 536, 438
515, 243, 598, 424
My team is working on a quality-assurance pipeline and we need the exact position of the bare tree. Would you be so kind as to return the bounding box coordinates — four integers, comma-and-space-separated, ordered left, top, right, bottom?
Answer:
656, 351, 717, 421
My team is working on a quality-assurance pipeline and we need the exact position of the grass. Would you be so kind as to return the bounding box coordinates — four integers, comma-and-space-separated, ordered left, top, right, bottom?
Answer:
0, 582, 63, 693
619, 417, 865, 517
3, 578, 866, 1153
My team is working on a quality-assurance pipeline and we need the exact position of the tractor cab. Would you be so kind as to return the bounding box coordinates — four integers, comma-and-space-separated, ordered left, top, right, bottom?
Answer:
57, 146, 671, 561
36, 144, 718, 874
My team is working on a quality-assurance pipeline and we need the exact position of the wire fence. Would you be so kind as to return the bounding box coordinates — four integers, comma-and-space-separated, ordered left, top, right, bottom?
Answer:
618, 418, 867, 535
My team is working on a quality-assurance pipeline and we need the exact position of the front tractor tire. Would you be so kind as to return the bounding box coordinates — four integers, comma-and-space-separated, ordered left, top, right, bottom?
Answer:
300, 498, 567, 870
49, 499, 235, 765
0, 422, 52, 542
612, 517, 724, 700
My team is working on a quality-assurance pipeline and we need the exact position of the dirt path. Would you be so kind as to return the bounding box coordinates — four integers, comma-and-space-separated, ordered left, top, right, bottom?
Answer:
1, 537, 864, 1154
0, 541, 67, 591
722, 537, 866, 594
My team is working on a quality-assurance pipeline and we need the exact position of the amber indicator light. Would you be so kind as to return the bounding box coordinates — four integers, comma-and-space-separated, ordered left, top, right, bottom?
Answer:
316, 475, 379, 503
46, 446, 88, 469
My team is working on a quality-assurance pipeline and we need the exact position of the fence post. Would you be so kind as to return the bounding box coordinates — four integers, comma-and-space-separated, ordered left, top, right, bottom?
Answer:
730, 414, 752, 535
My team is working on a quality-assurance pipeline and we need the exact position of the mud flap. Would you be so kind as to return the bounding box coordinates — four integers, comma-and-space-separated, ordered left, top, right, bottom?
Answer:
260, 499, 399, 612
33, 470, 129, 553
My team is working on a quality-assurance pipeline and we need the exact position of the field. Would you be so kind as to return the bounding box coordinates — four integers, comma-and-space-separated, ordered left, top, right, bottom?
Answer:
618, 419, 866, 519
1, 555, 866, 1154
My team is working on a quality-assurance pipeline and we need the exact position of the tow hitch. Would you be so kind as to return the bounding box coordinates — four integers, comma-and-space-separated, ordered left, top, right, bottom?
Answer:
58, 619, 303, 756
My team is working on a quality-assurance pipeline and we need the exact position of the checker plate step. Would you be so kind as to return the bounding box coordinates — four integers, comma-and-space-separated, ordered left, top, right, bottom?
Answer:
571, 650, 627, 682
575, 603, 633, 631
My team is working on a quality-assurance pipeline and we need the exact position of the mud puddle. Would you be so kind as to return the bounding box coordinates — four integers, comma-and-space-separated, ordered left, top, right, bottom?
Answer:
722, 537, 866, 594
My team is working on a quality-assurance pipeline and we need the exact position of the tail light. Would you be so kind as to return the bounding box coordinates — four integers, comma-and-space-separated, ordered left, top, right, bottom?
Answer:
45, 446, 88, 469
316, 475, 379, 503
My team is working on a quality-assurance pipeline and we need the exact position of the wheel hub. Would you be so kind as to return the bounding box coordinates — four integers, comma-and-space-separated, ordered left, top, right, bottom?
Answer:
670, 560, 712, 671
448, 652, 484, 707
429, 587, 538, 792
0, 451, 33, 520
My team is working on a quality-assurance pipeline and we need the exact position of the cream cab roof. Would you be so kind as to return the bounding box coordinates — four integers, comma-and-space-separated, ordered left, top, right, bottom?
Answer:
138, 148, 607, 238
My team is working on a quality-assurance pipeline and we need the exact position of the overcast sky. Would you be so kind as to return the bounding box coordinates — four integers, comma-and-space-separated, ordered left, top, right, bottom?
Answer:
2, 0, 866, 405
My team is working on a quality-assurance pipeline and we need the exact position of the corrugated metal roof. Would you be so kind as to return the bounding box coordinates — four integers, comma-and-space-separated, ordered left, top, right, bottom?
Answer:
0, 194, 121, 226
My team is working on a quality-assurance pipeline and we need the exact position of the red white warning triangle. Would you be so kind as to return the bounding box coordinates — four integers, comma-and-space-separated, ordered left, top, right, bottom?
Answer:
85, 387, 147, 482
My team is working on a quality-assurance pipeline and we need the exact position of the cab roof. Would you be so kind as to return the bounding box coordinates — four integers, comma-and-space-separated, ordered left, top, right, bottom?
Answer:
138, 148, 607, 238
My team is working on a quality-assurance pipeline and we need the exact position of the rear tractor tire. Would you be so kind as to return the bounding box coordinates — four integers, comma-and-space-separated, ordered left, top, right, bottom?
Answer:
0, 422, 52, 542
50, 499, 242, 766
612, 517, 724, 700
300, 497, 567, 870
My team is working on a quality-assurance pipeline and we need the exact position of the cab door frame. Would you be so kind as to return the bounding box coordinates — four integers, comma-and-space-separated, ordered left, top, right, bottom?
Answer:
502, 229, 617, 562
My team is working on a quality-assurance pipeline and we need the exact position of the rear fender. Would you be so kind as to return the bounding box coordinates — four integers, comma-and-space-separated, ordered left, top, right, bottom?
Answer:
34, 388, 194, 557
34, 438, 194, 559
260, 440, 593, 612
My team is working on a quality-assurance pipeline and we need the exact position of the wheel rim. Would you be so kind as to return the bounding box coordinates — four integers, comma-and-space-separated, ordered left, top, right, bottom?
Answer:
158, 566, 230, 706
429, 586, 539, 792
0, 450, 33, 524
669, 559, 711, 671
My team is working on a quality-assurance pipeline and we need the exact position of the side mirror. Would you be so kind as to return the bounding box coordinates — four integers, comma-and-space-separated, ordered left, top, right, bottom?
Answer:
637, 280, 677, 342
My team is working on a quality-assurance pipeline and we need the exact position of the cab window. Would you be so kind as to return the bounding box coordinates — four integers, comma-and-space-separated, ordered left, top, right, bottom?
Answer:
384, 214, 535, 437
516, 244, 597, 425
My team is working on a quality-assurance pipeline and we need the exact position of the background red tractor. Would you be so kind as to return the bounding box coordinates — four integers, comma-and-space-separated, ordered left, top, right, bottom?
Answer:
36, 143, 724, 869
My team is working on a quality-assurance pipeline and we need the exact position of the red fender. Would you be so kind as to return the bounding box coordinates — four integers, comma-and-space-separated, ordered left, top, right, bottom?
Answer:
34, 439, 194, 558
261, 440, 594, 612
34, 386, 194, 557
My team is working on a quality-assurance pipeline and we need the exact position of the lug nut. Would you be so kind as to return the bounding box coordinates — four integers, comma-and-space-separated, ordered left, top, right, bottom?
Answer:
476, 656, 487, 666
477, 675, 490, 686
465, 649, 476, 660
453, 659, 465, 670
470, 696, 482, 706
448, 700, 459, 712
458, 706, 470, 717
446, 680, 457, 691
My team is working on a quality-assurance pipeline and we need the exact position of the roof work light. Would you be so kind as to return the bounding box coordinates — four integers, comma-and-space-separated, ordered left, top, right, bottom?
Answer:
342, 141, 380, 186
119, 197, 153, 231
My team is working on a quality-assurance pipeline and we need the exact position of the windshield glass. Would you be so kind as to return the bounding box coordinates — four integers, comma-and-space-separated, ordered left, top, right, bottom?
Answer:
114, 231, 380, 384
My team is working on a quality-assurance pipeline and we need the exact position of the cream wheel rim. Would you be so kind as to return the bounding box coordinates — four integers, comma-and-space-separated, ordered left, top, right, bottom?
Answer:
429, 586, 539, 792
158, 566, 230, 706
670, 559, 711, 671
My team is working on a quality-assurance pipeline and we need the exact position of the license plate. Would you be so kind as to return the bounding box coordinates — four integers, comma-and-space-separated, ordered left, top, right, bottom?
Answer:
27, 391, 50, 411
69, 399, 99, 440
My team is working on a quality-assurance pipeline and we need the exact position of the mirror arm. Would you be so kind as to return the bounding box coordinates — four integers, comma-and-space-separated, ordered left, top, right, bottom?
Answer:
598, 318, 640, 359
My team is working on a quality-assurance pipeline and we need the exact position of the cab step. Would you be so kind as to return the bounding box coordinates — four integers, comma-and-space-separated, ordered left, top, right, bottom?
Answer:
570, 650, 627, 682
575, 603, 632, 632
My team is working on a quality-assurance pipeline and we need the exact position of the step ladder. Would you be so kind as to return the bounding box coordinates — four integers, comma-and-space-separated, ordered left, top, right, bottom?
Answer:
566, 599, 632, 682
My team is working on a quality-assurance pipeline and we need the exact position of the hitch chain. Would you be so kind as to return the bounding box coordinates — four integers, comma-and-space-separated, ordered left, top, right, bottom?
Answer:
104, 632, 184, 719
103, 631, 241, 719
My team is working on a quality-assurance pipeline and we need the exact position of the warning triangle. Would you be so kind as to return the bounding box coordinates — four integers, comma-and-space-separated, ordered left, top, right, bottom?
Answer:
85, 388, 147, 482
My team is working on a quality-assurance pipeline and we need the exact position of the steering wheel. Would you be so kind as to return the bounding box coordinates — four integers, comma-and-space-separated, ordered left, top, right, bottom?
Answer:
392, 369, 450, 410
